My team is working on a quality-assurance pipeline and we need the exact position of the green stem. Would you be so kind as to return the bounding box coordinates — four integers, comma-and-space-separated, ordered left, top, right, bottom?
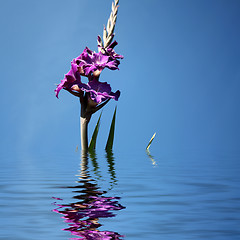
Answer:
80, 116, 89, 152
79, 93, 110, 152
80, 95, 92, 152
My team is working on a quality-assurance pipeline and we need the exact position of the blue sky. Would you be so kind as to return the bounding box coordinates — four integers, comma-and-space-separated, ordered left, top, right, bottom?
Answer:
0, 0, 240, 158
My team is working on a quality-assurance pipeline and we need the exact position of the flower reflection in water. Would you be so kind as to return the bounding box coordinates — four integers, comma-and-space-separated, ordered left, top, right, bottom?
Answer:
52, 151, 125, 239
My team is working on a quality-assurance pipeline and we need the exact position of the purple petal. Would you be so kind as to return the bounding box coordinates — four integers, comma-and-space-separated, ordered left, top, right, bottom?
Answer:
55, 79, 67, 98
105, 60, 119, 70
78, 80, 120, 103
55, 68, 81, 98
111, 90, 120, 101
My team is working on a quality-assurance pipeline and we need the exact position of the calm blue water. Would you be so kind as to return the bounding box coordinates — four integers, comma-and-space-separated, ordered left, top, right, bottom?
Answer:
1, 149, 240, 240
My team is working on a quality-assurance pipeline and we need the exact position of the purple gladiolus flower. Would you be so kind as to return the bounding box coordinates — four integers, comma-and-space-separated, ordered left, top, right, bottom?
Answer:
79, 80, 120, 104
55, 40, 123, 101
72, 47, 120, 77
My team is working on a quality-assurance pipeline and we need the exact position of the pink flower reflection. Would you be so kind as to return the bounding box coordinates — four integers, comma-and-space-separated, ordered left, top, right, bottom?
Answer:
52, 195, 125, 239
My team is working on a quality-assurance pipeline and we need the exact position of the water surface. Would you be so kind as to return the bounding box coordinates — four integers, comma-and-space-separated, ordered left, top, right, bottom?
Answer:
1, 149, 240, 240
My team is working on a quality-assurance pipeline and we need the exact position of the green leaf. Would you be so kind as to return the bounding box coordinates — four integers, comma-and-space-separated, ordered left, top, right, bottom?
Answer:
146, 132, 156, 150
105, 106, 117, 151
89, 112, 102, 151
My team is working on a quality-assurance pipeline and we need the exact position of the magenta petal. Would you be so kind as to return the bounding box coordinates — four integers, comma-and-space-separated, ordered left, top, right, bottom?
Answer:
84, 65, 97, 75
94, 53, 109, 65
88, 80, 112, 93
112, 90, 120, 101
55, 79, 67, 98
55, 67, 81, 98
71, 46, 122, 76
105, 60, 119, 70
78, 80, 120, 103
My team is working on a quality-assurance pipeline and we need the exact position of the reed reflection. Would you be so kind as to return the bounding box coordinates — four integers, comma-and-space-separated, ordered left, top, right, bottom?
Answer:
146, 149, 157, 166
105, 149, 117, 189
53, 151, 125, 239
88, 149, 102, 180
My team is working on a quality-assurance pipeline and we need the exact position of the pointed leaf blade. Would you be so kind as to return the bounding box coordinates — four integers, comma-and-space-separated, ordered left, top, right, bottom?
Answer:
146, 132, 156, 150
89, 112, 102, 151
105, 107, 117, 151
